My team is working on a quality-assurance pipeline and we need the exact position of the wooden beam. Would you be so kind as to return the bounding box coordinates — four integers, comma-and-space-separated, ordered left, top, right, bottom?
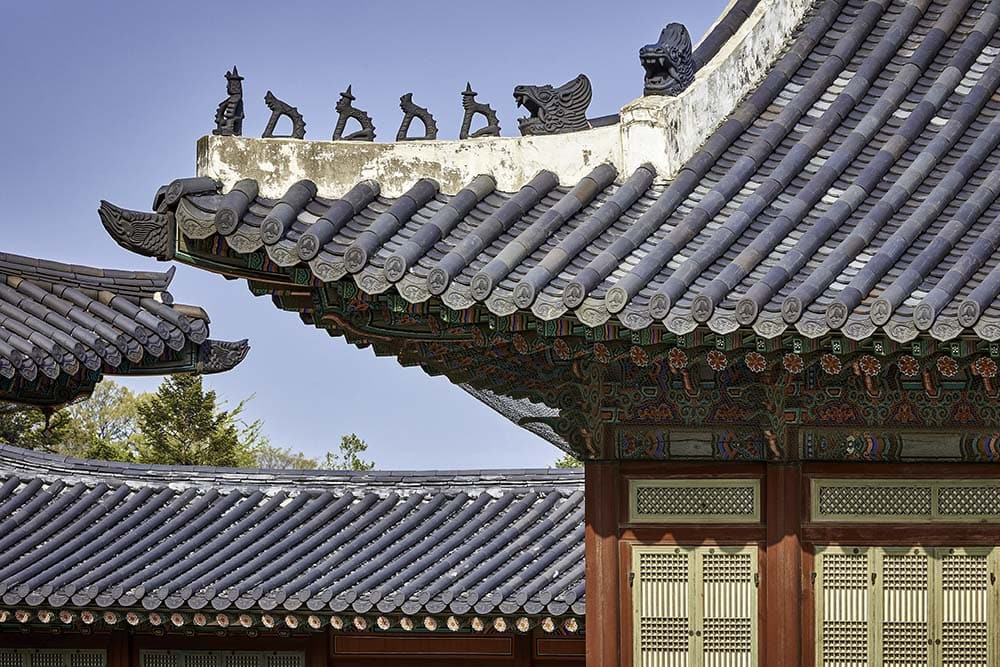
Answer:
585, 461, 620, 667
621, 525, 765, 544
803, 523, 1000, 544
764, 462, 802, 667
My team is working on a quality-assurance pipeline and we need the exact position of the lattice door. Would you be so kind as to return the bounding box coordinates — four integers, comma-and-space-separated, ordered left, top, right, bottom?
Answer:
139, 653, 303, 667
814, 546, 999, 667
0, 653, 106, 667
876, 547, 930, 667
936, 547, 993, 666
634, 546, 695, 667
181, 655, 216, 667
815, 547, 871, 667
633, 546, 758, 667
697, 547, 757, 667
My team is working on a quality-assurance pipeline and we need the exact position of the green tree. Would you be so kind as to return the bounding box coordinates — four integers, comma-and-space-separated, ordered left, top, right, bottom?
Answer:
135, 374, 259, 467
251, 441, 320, 469
63, 380, 140, 459
0, 403, 73, 452
82, 438, 134, 462
553, 452, 583, 468
323, 433, 375, 470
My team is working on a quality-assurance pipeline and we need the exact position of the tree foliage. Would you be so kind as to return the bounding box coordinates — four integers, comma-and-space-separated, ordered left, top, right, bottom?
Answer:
251, 442, 320, 470
0, 377, 375, 471
0, 404, 73, 452
135, 374, 258, 467
64, 380, 140, 454
323, 433, 375, 471
553, 452, 583, 468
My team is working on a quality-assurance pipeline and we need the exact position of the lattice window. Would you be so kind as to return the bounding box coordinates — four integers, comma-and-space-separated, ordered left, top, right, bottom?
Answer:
633, 545, 757, 667
0, 653, 106, 667
817, 484, 932, 518
811, 480, 1000, 522
814, 547, 998, 666
937, 485, 1000, 517
629, 479, 761, 523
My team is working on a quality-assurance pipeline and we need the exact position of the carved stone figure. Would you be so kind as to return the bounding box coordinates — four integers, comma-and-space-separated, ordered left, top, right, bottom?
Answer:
460, 83, 500, 139
198, 339, 251, 374
262, 91, 306, 139
513, 74, 592, 136
97, 201, 173, 261
213, 66, 244, 136
640, 23, 696, 96
333, 86, 376, 141
396, 93, 438, 141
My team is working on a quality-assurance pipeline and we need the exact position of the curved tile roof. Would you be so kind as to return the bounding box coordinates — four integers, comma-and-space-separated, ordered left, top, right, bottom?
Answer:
106, 0, 1000, 345
0, 251, 248, 402
0, 445, 584, 619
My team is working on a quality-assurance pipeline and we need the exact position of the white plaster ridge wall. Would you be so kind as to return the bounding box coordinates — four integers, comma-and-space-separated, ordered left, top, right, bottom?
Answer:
197, 127, 622, 198
197, 0, 812, 198
620, 0, 813, 179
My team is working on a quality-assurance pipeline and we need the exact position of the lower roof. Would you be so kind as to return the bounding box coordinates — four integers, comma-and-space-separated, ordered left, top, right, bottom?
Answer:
0, 445, 584, 621
0, 250, 248, 405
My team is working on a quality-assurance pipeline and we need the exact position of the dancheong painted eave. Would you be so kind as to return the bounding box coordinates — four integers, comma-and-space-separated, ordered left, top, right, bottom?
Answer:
103, 0, 1000, 348
0, 250, 249, 405
0, 444, 584, 621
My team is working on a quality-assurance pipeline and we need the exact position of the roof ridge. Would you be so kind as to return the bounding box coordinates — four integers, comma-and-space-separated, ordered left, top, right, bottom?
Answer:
0, 443, 584, 489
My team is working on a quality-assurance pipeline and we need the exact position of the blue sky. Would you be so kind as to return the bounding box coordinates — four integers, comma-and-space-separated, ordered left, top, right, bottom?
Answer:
0, 1, 729, 468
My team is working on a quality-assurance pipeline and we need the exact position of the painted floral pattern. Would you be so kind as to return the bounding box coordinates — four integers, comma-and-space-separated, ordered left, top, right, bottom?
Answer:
782, 353, 804, 374
973, 357, 998, 378
936, 356, 959, 378
593, 342, 611, 364
668, 347, 689, 370
858, 354, 881, 376
820, 353, 842, 376
630, 346, 650, 367
744, 351, 767, 373
707, 350, 729, 371
896, 355, 920, 377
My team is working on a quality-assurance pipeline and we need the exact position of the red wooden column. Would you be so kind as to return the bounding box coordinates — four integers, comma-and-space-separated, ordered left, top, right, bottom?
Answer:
307, 631, 329, 667
109, 629, 131, 667
764, 462, 803, 666
585, 461, 620, 667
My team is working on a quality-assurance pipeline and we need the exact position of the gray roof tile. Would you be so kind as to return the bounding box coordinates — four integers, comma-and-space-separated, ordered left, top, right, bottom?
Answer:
0, 252, 248, 402
100, 0, 1000, 344
0, 444, 584, 618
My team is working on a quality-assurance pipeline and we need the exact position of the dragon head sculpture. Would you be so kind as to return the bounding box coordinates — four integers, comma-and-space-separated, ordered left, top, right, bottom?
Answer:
513, 74, 592, 136
640, 23, 695, 96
